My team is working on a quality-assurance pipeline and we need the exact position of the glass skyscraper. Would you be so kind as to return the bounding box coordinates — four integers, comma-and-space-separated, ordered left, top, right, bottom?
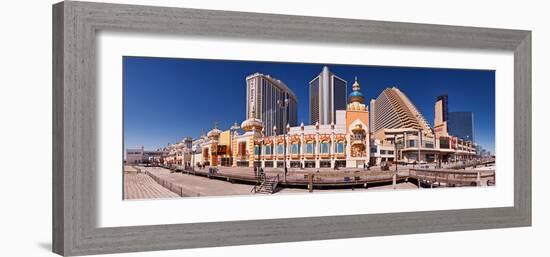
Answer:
448, 111, 475, 141
309, 66, 347, 125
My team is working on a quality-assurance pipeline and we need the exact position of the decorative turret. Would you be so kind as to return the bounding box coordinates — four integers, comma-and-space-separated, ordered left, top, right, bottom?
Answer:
207, 122, 222, 140
351, 123, 365, 133
241, 104, 264, 133
347, 76, 367, 111
348, 76, 365, 104
230, 122, 240, 131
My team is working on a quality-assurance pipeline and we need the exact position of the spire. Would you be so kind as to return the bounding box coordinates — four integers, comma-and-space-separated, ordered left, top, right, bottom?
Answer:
230, 121, 240, 131
348, 76, 365, 105
352, 76, 361, 91
241, 101, 264, 132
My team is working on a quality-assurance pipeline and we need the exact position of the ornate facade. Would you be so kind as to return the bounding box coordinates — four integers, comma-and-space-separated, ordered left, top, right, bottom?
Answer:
153, 76, 476, 169
235, 77, 370, 169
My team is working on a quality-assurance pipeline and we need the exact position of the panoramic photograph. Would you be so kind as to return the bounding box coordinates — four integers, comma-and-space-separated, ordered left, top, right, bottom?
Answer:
122, 57, 496, 200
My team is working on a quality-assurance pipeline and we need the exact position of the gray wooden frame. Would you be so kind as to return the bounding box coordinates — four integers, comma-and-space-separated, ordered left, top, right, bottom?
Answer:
52, 1, 531, 256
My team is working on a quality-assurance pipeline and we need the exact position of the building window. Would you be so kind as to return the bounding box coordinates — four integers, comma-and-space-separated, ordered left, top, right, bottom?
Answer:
335, 142, 345, 153
306, 143, 314, 154
425, 142, 434, 148
370, 147, 377, 153
264, 145, 272, 155
408, 140, 416, 147
276, 144, 284, 155
388, 150, 394, 155
291, 143, 300, 154
238, 142, 247, 156
254, 145, 260, 156
380, 150, 386, 154
335, 160, 346, 167
320, 142, 330, 154
440, 139, 450, 149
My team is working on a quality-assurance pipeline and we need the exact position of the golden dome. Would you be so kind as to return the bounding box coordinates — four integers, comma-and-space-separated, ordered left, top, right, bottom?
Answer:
241, 118, 264, 132
351, 123, 364, 133
207, 122, 222, 139
207, 127, 222, 139
241, 106, 264, 132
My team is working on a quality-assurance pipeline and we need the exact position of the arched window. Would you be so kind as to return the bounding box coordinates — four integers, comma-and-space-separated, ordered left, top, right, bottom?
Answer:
320, 142, 330, 153
276, 144, 284, 154
264, 145, 272, 155
291, 143, 300, 154
306, 142, 314, 154
335, 141, 345, 153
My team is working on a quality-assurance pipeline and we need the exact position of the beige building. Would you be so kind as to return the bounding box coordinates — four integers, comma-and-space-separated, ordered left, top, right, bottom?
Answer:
370, 87, 432, 133
370, 87, 475, 164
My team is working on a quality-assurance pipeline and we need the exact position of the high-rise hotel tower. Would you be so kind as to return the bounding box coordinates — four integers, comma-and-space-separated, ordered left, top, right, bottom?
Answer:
245, 73, 298, 137
369, 87, 432, 133
309, 66, 347, 125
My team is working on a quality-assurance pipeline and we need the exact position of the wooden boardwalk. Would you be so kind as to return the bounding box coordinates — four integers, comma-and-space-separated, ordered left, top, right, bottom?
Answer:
409, 168, 496, 187
123, 171, 179, 199
124, 165, 496, 199
164, 165, 411, 190
164, 164, 495, 189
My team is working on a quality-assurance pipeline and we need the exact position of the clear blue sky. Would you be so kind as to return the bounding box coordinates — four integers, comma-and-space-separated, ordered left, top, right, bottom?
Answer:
124, 56, 495, 153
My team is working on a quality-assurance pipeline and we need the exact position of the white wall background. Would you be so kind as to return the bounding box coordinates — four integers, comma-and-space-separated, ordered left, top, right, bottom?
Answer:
0, 0, 547, 256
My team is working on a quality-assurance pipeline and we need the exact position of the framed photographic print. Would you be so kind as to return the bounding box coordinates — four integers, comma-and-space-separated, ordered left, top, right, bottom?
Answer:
52, 1, 531, 256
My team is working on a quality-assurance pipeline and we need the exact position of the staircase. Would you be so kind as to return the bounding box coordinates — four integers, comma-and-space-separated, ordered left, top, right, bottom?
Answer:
252, 175, 279, 194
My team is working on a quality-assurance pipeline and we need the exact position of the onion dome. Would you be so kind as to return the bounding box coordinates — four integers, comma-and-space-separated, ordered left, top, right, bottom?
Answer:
351, 123, 365, 133
207, 123, 222, 139
241, 106, 264, 132
348, 77, 365, 104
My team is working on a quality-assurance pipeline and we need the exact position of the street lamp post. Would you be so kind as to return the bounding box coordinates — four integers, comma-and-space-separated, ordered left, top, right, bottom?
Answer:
394, 135, 398, 172
278, 98, 289, 183
418, 128, 422, 165
415, 114, 422, 166
230, 122, 240, 168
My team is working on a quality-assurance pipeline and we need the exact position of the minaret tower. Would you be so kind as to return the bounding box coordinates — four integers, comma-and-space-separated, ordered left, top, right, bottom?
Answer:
236, 103, 264, 167
345, 76, 370, 167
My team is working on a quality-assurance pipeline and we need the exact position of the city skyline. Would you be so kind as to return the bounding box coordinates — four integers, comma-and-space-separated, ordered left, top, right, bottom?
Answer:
124, 56, 495, 153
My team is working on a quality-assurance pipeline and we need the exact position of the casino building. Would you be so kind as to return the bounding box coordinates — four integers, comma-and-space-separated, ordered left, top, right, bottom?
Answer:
246, 73, 298, 137
197, 77, 370, 169
151, 70, 477, 169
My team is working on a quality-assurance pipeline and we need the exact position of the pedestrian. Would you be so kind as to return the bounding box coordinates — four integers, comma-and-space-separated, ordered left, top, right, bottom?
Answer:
260, 167, 264, 178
